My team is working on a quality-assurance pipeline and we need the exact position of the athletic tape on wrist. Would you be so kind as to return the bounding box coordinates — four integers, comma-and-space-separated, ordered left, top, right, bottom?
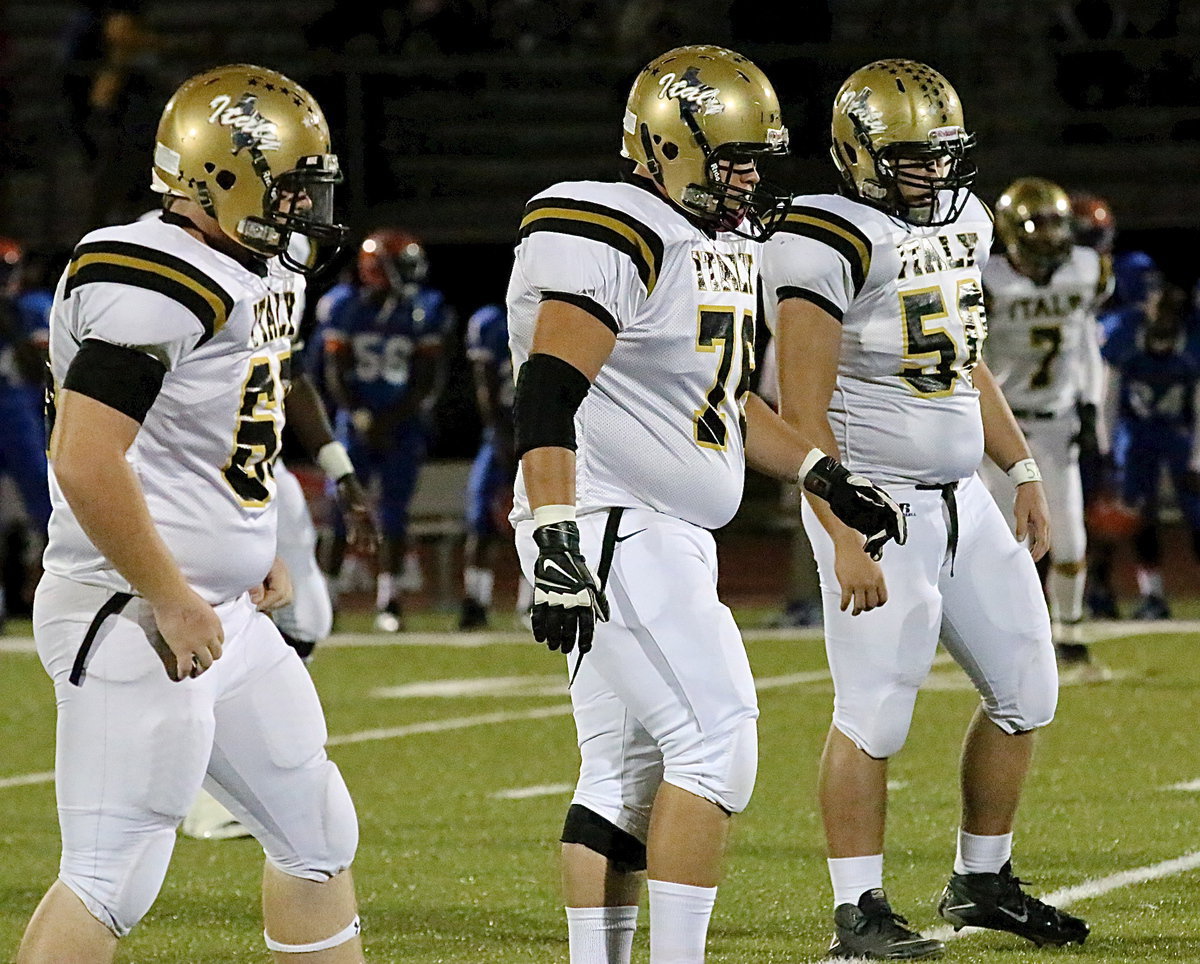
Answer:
264, 916, 360, 954
796, 447, 827, 485
1007, 457, 1042, 486
317, 441, 355, 481
533, 504, 576, 527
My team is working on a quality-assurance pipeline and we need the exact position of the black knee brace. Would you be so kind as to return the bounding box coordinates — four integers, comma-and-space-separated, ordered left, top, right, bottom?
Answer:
560, 804, 647, 873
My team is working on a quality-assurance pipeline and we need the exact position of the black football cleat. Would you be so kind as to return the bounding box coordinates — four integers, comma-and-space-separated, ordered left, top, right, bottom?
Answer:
938, 860, 1088, 947
458, 598, 489, 630
829, 889, 945, 959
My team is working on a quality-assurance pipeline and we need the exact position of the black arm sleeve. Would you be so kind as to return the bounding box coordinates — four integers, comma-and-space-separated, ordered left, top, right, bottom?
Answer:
513, 352, 592, 459
62, 338, 167, 424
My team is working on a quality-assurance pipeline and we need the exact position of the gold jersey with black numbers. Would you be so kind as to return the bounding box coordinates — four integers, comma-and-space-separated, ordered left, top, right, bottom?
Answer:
507, 178, 758, 530
43, 214, 304, 603
761, 191, 994, 486
981, 246, 1111, 418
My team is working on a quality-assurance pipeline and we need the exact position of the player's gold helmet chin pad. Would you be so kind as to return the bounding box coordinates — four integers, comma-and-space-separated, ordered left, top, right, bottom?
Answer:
621, 45, 790, 238
996, 177, 1074, 276
152, 63, 347, 271
831, 59, 976, 227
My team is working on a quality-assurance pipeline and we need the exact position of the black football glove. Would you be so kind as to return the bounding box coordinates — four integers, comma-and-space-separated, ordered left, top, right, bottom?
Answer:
803, 456, 907, 560
531, 521, 610, 655
1073, 400, 1100, 462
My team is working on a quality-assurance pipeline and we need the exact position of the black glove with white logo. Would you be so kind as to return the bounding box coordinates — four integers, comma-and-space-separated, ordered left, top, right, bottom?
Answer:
531, 521, 610, 655
804, 456, 907, 560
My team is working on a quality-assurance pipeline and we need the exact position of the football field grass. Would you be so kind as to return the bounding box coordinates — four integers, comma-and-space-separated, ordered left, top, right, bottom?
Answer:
2, 615, 1200, 962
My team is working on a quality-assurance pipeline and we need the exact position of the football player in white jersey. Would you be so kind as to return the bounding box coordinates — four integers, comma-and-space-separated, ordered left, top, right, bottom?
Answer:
763, 60, 1089, 959
18, 66, 365, 963
981, 177, 1112, 682
508, 46, 906, 964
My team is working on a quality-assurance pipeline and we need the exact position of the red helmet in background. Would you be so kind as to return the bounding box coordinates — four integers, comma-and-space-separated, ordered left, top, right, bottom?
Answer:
1069, 193, 1116, 254
357, 229, 428, 291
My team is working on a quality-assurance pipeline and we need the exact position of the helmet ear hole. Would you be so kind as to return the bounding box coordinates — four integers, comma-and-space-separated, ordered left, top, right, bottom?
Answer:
662, 142, 679, 161
215, 170, 237, 190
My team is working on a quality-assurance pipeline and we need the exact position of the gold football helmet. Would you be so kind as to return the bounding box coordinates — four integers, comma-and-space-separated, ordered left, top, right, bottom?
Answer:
152, 63, 347, 273
831, 59, 976, 226
621, 45, 789, 238
996, 177, 1074, 279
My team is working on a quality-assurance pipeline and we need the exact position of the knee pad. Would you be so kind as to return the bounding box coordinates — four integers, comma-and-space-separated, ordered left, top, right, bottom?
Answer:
662, 713, 758, 814
832, 686, 919, 760
60, 821, 178, 937
267, 762, 359, 881
983, 637, 1058, 734
561, 804, 647, 873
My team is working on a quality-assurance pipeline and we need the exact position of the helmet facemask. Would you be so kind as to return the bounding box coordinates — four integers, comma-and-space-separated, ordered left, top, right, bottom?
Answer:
866, 128, 976, 228
692, 137, 791, 238
238, 154, 347, 275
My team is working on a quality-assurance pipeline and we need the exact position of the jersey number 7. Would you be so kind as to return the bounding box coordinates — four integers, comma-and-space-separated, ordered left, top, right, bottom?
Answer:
694, 306, 754, 450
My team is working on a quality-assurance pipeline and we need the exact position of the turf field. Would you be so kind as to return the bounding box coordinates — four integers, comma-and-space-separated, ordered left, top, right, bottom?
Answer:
2, 613, 1200, 962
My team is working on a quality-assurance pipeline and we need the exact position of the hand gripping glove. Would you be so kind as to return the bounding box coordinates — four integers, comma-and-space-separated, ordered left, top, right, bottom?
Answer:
531, 521, 610, 655
804, 456, 908, 560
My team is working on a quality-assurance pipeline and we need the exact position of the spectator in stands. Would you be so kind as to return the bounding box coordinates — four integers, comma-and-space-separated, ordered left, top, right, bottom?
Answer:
60, 0, 166, 227
318, 229, 451, 632
0, 239, 53, 627
1101, 279, 1200, 619
1051, 0, 1136, 110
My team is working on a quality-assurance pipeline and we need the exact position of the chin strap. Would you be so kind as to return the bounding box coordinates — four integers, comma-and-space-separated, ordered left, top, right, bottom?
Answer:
264, 916, 360, 954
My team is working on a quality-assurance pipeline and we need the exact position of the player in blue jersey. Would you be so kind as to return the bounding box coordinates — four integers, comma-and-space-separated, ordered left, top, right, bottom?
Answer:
1101, 281, 1200, 619
460, 302, 523, 629
318, 228, 449, 631
0, 242, 54, 625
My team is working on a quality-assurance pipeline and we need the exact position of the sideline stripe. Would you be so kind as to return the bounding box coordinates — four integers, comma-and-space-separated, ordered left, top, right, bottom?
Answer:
3, 621, 1199, 654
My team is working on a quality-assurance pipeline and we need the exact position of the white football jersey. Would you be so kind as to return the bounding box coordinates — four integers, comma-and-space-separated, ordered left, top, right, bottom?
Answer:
44, 215, 304, 602
508, 178, 758, 530
762, 191, 993, 486
981, 246, 1110, 417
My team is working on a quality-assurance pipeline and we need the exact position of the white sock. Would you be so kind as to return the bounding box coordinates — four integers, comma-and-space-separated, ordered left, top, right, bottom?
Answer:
566, 905, 638, 964
464, 566, 495, 606
954, 829, 1013, 874
375, 572, 395, 611
647, 879, 717, 963
1048, 566, 1085, 625
1136, 568, 1164, 598
828, 854, 884, 909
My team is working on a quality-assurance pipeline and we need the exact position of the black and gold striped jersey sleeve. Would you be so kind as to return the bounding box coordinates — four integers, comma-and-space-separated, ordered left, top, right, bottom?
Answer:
519, 196, 665, 297
65, 240, 235, 345
774, 205, 873, 297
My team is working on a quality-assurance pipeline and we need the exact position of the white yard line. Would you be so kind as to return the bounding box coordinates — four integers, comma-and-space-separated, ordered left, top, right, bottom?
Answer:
0, 770, 54, 790
491, 783, 574, 800
1164, 779, 1200, 791
325, 704, 572, 746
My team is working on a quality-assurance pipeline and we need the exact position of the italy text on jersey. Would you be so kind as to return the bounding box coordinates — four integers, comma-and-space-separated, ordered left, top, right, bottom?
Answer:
507, 179, 759, 529
43, 215, 304, 602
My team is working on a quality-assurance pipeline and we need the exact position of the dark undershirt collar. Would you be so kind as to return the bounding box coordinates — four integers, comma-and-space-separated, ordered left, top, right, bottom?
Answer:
619, 168, 718, 239
159, 209, 269, 277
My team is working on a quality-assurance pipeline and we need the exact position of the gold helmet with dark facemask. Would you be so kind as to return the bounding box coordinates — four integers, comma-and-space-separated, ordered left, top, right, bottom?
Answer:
996, 177, 1074, 280
621, 45, 790, 238
151, 64, 347, 274
831, 59, 976, 227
